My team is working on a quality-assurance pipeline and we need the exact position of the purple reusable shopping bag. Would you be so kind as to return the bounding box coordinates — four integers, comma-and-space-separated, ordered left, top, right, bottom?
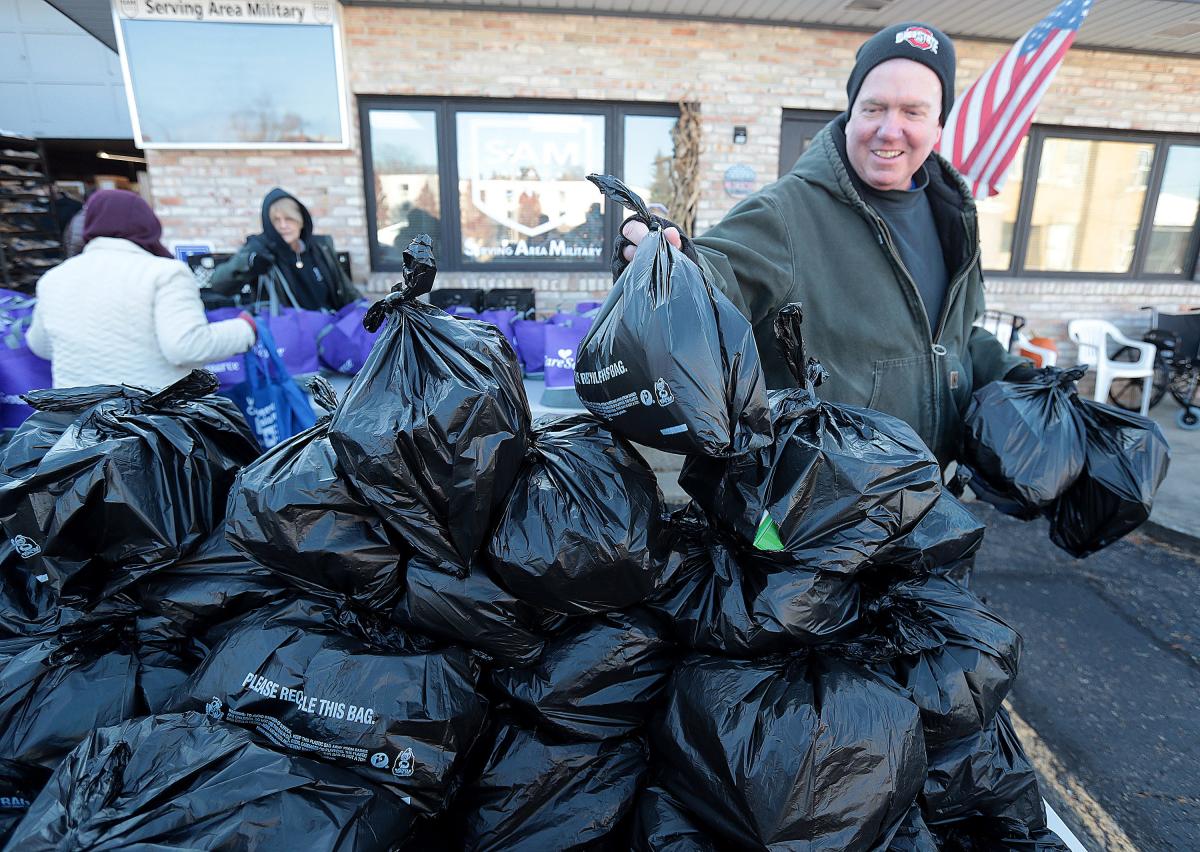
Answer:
542, 321, 590, 408
204, 307, 246, 389
262, 307, 327, 377
512, 319, 546, 375
205, 305, 328, 388
478, 308, 519, 351
0, 290, 53, 429
317, 300, 378, 375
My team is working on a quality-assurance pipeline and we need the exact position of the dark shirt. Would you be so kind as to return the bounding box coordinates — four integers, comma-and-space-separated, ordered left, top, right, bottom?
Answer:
860, 165, 949, 337
275, 241, 334, 311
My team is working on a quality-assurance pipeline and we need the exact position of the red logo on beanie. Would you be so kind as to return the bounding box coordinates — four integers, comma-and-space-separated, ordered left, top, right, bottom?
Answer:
895, 26, 939, 54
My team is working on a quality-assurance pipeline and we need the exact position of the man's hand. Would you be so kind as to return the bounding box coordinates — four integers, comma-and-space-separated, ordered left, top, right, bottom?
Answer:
620, 218, 684, 263
610, 214, 699, 280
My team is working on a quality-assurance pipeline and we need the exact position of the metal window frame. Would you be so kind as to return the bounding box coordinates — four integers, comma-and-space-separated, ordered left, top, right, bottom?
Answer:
997, 124, 1200, 281
358, 96, 679, 273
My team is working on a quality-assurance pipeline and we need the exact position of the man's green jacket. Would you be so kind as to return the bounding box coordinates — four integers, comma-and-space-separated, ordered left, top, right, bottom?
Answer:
693, 114, 1023, 464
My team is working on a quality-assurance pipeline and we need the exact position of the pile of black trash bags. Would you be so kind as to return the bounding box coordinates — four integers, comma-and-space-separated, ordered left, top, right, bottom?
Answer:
0, 223, 1146, 850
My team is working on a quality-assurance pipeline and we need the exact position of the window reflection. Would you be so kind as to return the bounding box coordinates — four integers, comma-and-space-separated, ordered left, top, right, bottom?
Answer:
1144, 145, 1200, 275
369, 110, 441, 261
624, 115, 676, 210
121, 21, 343, 145
977, 138, 1027, 271
1024, 137, 1153, 273
456, 112, 605, 265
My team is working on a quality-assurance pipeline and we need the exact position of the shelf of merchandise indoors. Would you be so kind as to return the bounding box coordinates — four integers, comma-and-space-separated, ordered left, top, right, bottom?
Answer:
0, 133, 63, 293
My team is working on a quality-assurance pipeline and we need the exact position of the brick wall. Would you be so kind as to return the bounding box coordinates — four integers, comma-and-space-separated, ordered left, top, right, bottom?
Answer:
985, 279, 1198, 365
150, 7, 1200, 334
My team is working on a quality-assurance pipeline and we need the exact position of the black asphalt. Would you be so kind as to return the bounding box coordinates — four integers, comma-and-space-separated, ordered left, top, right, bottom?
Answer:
968, 501, 1200, 852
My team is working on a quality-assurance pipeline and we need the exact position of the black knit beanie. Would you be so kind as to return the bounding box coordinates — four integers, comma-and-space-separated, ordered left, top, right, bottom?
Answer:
846, 22, 956, 124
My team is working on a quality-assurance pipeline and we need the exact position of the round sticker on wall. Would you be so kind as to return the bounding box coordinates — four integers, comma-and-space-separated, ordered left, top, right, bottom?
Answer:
723, 164, 757, 198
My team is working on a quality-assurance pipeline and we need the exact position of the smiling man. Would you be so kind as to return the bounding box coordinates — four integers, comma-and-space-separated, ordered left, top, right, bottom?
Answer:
615, 22, 1030, 465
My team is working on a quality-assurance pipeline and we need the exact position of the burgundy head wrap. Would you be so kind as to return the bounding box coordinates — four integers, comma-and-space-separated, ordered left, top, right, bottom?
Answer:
82, 189, 172, 258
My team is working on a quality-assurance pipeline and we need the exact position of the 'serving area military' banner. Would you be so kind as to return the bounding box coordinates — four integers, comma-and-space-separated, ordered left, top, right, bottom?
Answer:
116, 0, 334, 25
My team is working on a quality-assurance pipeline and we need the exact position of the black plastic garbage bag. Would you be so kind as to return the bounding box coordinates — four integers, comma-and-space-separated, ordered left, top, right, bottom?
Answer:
935, 818, 1069, 851
894, 580, 1020, 748
639, 507, 783, 655
130, 529, 288, 649
870, 492, 986, 579
171, 597, 487, 813
489, 414, 666, 615
227, 378, 405, 608
644, 504, 861, 654
681, 306, 941, 574
0, 602, 192, 769
393, 558, 546, 667
0, 540, 77, 640
842, 576, 1022, 749
0, 389, 131, 636
923, 708, 1047, 833
631, 786, 719, 852
5, 712, 418, 851
492, 611, 673, 741
888, 803, 939, 852
0, 385, 127, 483
1047, 398, 1170, 558
574, 174, 770, 458
459, 722, 647, 851
0, 370, 259, 602
961, 366, 1088, 516
655, 652, 926, 850
0, 759, 50, 843
135, 613, 205, 712
328, 236, 531, 578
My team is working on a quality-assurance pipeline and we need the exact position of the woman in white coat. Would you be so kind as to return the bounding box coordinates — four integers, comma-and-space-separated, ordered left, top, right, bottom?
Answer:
26, 190, 256, 390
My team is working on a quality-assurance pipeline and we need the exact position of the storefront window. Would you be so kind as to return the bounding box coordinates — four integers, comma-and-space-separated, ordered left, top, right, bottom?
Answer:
1024, 137, 1153, 273
369, 110, 441, 263
977, 138, 1027, 271
456, 112, 605, 265
360, 99, 679, 272
1144, 145, 1200, 275
624, 115, 676, 207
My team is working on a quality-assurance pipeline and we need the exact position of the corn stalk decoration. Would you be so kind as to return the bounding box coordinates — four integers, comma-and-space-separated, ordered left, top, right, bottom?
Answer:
667, 100, 701, 235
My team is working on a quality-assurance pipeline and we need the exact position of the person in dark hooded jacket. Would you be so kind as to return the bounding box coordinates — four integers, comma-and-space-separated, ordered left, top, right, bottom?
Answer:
613, 23, 1032, 465
210, 188, 360, 311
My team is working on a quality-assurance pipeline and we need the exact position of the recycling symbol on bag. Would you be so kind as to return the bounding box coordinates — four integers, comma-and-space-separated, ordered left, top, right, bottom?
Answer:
392, 747, 415, 778
654, 378, 675, 407
11, 535, 41, 559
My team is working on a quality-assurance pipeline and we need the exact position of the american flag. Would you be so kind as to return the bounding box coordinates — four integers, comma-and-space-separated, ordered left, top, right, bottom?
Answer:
937, 0, 1092, 198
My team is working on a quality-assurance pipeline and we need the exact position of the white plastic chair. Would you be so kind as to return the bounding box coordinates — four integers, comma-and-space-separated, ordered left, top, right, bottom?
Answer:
1067, 319, 1156, 415
1014, 330, 1059, 367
